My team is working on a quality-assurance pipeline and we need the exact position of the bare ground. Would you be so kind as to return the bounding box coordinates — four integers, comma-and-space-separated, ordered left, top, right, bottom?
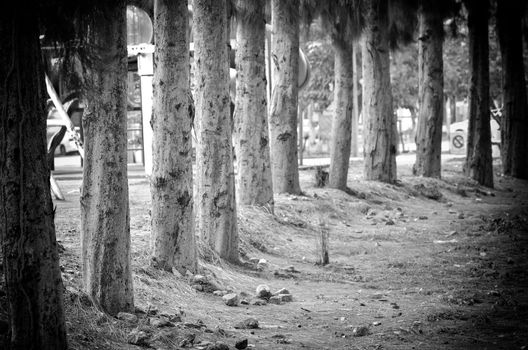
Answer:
1, 156, 527, 349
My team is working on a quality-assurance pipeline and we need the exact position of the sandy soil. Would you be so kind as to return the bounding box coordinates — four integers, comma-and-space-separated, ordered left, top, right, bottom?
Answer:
2, 157, 527, 350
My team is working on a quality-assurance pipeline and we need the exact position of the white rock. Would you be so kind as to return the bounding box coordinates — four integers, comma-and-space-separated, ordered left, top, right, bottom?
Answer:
255, 284, 271, 299
223, 293, 239, 306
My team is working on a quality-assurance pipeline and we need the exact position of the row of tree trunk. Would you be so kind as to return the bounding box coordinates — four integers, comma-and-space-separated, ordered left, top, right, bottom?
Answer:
3, 0, 528, 348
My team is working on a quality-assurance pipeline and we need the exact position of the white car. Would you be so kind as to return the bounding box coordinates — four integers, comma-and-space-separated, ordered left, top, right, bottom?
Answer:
46, 111, 78, 156
449, 118, 501, 154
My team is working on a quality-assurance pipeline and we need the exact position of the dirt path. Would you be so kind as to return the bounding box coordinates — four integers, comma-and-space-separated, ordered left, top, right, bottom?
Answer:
9, 157, 526, 350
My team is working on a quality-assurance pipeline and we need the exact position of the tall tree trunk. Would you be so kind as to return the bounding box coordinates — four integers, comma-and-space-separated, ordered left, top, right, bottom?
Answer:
414, 8, 444, 178
233, 0, 274, 209
269, 0, 302, 194
351, 42, 359, 158
0, 9, 67, 350
150, 0, 196, 273
81, 1, 134, 315
361, 0, 397, 183
496, 0, 528, 179
464, 0, 493, 188
193, 0, 238, 262
329, 39, 353, 190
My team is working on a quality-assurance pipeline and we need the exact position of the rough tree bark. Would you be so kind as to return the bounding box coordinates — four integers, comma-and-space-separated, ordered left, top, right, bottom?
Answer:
351, 42, 359, 158
150, 0, 196, 273
81, 1, 134, 315
464, 0, 493, 188
329, 39, 353, 190
193, 0, 239, 262
496, 0, 528, 179
414, 7, 444, 178
0, 8, 67, 350
361, 0, 397, 183
233, 0, 274, 208
269, 0, 302, 194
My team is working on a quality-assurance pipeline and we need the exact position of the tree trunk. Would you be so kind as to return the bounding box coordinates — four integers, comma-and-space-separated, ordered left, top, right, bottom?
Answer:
496, 0, 528, 179
150, 0, 196, 273
464, 0, 493, 188
193, 0, 238, 262
269, 0, 302, 194
233, 0, 274, 209
81, 1, 134, 315
414, 8, 444, 178
0, 10, 67, 350
361, 0, 397, 183
351, 42, 359, 158
329, 39, 353, 190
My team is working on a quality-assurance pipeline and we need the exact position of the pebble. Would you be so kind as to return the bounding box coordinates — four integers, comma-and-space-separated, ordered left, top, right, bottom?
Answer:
127, 329, 149, 346
256, 284, 272, 299
159, 312, 182, 323
235, 338, 248, 349
268, 296, 282, 305
193, 284, 204, 291
193, 274, 208, 284
223, 293, 239, 306
234, 318, 259, 329
116, 312, 138, 323
251, 299, 267, 306
149, 317, 173, 328
213, 290, 228, 297
278, 294, 293, 302
257, 259, 268, 270
352, 325, 370, 337
273, 288, 290, 295
206, 341, 230, 350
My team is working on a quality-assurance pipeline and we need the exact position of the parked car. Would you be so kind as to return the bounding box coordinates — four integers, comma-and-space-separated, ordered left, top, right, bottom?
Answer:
449, 118, 501, 155
46, 110, 78, 156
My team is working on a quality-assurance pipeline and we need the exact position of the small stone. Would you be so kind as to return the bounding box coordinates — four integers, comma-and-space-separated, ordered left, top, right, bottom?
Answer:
223, 293, 239, 306
273, 288, 290, 295
256, 284, 272, 299
193, 284, 204, 291
249, 257, 260, 264
146, 304, 158, 315
206, 341, 230, 350
116, 312, 138, 323
257, 259, 268, 270
149, 317, 173, 328
284, 265, 299, 273
234, 318, 259, 329
418, 216, 428, 220
352, 326, 370, 337
268, 296, 282, 305
240, 299, 249, 305
251, 299, 267, 306
127, 329, 149, 346
193, 274, 207, 284
457, 213, 465, 219
160, 312, 182, 323
385, 219, 395, 225
235, 338, 248, 349
279, 294, 293, 302
134, 306, 146, 314
213, 290, 228, 297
